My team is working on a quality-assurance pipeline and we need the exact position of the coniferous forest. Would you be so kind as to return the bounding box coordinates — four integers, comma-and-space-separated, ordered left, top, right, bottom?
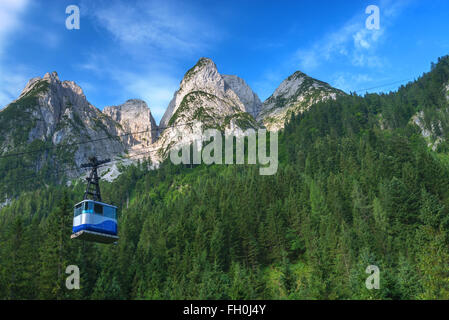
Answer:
2, 56, 449, 300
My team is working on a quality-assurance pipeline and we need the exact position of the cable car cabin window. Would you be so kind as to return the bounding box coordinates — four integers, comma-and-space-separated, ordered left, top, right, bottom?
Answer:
84, 202, 89, 211
74, 204, 82, 217
104, 206, 117, 220
94, 203, 103, 215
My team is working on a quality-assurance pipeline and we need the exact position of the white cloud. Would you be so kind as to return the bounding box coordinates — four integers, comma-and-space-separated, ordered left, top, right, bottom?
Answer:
353, 30, 371, 49
295, 19, 384, 71
83, 0, 219, 56
351, 53, 384, 68
295, 50, 319, 71
0, 0, 30, 108
0, 0, 28, 55
0, 0, 28, 38
353, 28, 384, 50
294, 0, 409, 72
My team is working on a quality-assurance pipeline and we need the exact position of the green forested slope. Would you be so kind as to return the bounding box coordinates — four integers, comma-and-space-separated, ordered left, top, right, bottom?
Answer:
1, 56, 449, 299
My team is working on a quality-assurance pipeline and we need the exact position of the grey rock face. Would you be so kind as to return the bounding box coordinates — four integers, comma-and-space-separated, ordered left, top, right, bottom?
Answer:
159, 58, 227, 130
222, 75, 262, 118
159, 58, 260, 129
445, 82, 449, 101
103, 99, 158, 146
257, 71, 345, 131
412, 110, 445, 151
0, 71, 126, 175
0, 197, 12, 211
157, 58, 259, 154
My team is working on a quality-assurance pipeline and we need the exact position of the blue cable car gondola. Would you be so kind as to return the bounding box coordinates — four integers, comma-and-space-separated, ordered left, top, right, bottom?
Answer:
71, 157, 119, 244
72, 200, 118, 243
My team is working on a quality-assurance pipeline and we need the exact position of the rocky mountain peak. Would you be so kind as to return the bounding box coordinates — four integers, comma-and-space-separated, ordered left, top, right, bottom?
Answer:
289, 70, 306, 79
159, 57, 259, 129
257, 71, 345, 131
182, 57, 218, 83
19, 76, 50, 100
19, 77, 43, 97
121, 98, 147, 108
103, 99, 158, 146
19, 71, 85, 102
0, 71, 126, 173
61, 80, 84, 97
179, 57, 226, 100
269, 71, 318, 100
156, 58, 259, 155
43, 71, 60, 82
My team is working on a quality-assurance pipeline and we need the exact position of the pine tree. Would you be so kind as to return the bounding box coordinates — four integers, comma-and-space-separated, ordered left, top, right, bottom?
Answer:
39, 191, 76, 299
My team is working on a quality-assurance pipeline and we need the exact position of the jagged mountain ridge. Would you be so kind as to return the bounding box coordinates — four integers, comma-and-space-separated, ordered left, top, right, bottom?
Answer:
257, 71, 346, 131
156, 57, 260, 155
159, 58, 260, 129
0, 72, 126, 172
0, 58, 345, 183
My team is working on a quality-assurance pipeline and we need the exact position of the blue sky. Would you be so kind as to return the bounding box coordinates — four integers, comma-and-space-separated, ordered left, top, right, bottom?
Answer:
1, 0, 449, 123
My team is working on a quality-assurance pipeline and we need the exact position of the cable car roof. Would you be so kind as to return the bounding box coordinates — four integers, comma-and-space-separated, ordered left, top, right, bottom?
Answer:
74, 199, 118, 209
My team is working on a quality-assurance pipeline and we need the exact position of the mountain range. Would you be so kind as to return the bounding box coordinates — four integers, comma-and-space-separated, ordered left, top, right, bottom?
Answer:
0, 57, 343, 181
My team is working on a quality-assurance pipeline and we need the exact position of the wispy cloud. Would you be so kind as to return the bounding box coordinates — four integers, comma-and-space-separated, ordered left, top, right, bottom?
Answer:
0, 0, 29, 55
295, 0, 411, 72
295, 15, 384, 71
83, 0, 220, 56
252, 0, 414, 100
0, 0, 30, 108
